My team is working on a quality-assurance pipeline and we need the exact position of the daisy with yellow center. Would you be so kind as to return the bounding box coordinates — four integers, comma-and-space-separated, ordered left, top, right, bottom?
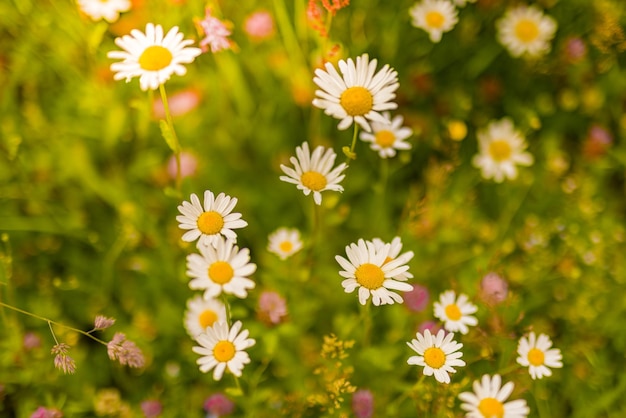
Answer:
471, 118, 534, 183
267, 227, 304, 260
336, 239, 414, 306
359, 112, 413, 158
279, 142, 348, 206
370, 237, 414, 281
458, 374, 530, 418
496, 5, 557, 58
516, 331, 563, 380
177, 191, 248, 247
186, 236, 256, 299
407, 328, 465, 384
409, 0, 459, 43
192, 320, 255, 380
108, 23, 202, 91
183, 295, 227, 340
433, 290, 478, 335
312, 54, 399, 132
77, 0, 131, 23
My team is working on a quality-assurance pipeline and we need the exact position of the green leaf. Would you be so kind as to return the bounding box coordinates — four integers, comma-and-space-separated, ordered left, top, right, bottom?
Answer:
159, 120, 180, 153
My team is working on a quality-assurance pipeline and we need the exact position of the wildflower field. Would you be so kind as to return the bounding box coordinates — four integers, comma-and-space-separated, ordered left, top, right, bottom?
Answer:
2, 0, 626, 417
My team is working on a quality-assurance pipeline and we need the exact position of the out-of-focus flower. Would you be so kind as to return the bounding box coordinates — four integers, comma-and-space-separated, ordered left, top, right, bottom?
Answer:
204, 393, 235, 416
186, 236, 256, 299
409, 0, 459, 43
321, 0, 350, 15
107, 333, 145, 368
244, 11, 275, 41
197, 7, 234, 53
108, 23, 202, 91
496, 5, 557, 58
141, 400, 163, 418
279, 142, 348, 206
267, 227, 303, 260
516, 332, 563, 379
51, 343, 76, 374
407, 329, 465, 384
336, 239, 413, 306
352, 389, 374, 418
193, 321, 255, 380
583, 125, 613, 159
371, 237, 414, 281
184, 295, 227, 339
312, 54, 399, 132
23, 332, 42, 350
447, 120, 468, 141
94, 315, 116, 330
177, 191, 248, 247
94, 389, 130, 417
257, 291, 288, 325
359, 112, 413, 158
472, 118, 534, 183
153, 88, 202, 119
459, 374, 530, 417
418, 320, 442, 335
30, 406, 63, 418
564, 36, 587, 62
167, 151, 198, 180
480, 272, 508, 304
404, 284, 430, 312
433, 290, 478, 335
77, 0, 130, 23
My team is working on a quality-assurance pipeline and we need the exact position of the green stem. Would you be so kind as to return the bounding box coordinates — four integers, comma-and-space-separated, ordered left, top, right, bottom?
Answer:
343, 124, 360, 162
534, 380, 550, 418
0, 302, 108, 346
220, 293, 232, 327
158, 84, 182, 191
359, 301, 372, 346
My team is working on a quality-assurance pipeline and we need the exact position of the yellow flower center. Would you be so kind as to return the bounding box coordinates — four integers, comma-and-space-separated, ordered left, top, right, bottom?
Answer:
197, 211, 224, 235
423, 347, 445, 369
444, 304, 462, 321
199, 309, 218, 329
375, 130, 396, 148
279, 241, 293, 253
478, 397, 504, 418
514, 19, 539, 43
340, 86, 373, 116
488, 140, 512, 162
425, 11, 445, 29
208, 261, 234, 285
213, 340, 236, 362
138, 45, 173, 71
448, 120, 467, 141
354, 263, 385, 290
301, 171, 327, 191
527, 347, 545, 366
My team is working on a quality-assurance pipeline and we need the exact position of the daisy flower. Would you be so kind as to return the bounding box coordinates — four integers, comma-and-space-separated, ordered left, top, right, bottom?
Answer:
407, 328, 465, 384
267, 227, 304, 260
471, 118, 534, 183
516, 331, 563, 379
359, 112, 413, 158
433, 290, 478, 335
186, 236, 256, 299
108, 23, 202, 91
177, 191, 248, 247
184, 295, 227, 340
77, 0, 130, 23
312, 54, 399, 132
370, 237, 414, 281
496, 5, 557, 58
192, 321, 255, 380
279, 142, 348, 206
336, 239, 414, 306
409, 0, 459, 43
459, 374, 530, 418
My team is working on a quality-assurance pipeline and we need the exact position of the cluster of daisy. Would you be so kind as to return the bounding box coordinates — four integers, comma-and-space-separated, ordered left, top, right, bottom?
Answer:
404, 287, 563, 416
409, 1, 558, 59
177, 191, 256, 381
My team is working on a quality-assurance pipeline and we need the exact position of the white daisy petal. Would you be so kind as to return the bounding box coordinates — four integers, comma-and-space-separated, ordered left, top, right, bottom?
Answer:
407, 329, 465, 384
497, 5, 557, 58
77, 0, 131, 23
459, 374, 530, 417
516, 331, 563, 380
